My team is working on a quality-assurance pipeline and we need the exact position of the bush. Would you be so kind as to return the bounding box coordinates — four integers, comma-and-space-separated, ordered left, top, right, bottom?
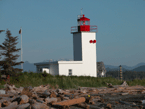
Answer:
24, 71, 28, 75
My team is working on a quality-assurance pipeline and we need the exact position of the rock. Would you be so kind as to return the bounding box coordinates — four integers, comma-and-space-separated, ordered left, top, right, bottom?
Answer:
16, 103, 30, 109
2, 100, 11, 106
56, 89, 64, 94
79, 90, 87, 94
32, 85, 48, 92
29, 99, 36, 105
7, 90, 17, 94
5, 84, 17, 90
20, 95, 29, 104
57, 97, 61, 102
106, 103, 112, 109
1, 101, 18, 109
42, 90, 50, 97
140, 100, 145, 104
98, 98, 105, 103
36, 99, 44, 103
31, 103, 49, 109
50, 92, 57, 98
16, 87, 24, 93
0, 90, 6, 94
45, 97, 57, 103
63, 97, 70, 100
27, 86, 33, 91
20, 88, 33, 97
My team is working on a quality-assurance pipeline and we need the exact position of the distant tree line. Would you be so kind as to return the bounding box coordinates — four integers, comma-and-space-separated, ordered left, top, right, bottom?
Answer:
106, 70, 145, 80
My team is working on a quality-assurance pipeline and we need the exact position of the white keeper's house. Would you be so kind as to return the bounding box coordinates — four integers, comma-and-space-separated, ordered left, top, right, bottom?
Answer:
34, 13, 98, 77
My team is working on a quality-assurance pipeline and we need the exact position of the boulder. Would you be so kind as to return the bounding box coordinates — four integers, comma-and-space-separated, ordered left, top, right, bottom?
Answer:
41, 90, 50, 97
20, 95, 29, 104
45, 97, 57, 103
50, 92, 57, 98
1, 101, 18, 109
0, 90, 6, 94
16, 87, 24, 93
56, 89, 64, 94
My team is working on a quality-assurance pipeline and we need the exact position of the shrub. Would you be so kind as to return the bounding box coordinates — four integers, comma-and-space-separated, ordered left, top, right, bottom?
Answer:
24, 71, 28, 75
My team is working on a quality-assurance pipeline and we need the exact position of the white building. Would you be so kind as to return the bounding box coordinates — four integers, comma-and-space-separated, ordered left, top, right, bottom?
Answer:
34, 14, 98, 77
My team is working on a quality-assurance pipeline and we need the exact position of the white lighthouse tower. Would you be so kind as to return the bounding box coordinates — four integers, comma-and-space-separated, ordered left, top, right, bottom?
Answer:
71, 14, 98, 77
34, 13, 98, 77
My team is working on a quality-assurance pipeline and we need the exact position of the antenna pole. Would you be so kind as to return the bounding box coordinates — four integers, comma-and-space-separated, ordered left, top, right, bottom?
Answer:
21, 27, 23, 72
81, 8, 83, 15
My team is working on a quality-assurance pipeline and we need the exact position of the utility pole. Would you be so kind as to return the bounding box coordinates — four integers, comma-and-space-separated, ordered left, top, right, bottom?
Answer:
119, 65, 122, 81
19, 27, 23, 72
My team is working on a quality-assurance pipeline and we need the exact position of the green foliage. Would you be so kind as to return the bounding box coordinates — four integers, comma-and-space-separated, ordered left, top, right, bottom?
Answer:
106, 71, 145, 80
24, 71, 28, 75
1, 71, 145, 90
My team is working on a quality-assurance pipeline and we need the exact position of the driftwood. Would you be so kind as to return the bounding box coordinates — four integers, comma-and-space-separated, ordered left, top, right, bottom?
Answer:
0, 82, 145, 109
119, 100, 144, 107
52, 97, 85, 106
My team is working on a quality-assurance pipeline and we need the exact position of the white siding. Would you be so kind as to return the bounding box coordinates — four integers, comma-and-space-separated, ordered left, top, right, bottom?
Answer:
81, 32, 97, 77
58, 62, 83, 76
34, 31, 97, 77
73, 32, 97, 77
42, 68, 49, 74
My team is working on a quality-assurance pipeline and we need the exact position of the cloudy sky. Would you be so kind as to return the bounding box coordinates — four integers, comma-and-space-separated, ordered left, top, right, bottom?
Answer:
0, 0, 145, 66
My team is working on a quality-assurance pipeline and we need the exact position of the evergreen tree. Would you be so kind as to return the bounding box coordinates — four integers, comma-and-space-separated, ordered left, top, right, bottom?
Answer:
0, 52, 1, 73
0, 30, 23, 76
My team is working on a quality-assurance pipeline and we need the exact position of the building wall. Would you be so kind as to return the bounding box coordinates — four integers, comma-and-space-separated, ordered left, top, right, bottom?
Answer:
73, 32, 97, 77
58, 63, 83, 76
36, 65, 50, 73
81, 32, 97, 77
42, 68, 49, 73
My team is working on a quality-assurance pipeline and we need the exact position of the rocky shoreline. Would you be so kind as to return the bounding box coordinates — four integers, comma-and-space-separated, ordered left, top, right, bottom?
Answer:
0, 81, 145, 109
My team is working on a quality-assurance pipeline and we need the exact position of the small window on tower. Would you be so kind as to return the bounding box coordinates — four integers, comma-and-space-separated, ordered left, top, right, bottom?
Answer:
68, 69, 72, 76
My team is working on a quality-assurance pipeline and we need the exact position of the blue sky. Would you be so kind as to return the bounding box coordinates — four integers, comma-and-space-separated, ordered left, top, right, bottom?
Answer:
0, 0, 145, 66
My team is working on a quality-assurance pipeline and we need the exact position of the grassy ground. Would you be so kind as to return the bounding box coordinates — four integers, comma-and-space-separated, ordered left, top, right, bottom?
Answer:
0, 72, 145, 90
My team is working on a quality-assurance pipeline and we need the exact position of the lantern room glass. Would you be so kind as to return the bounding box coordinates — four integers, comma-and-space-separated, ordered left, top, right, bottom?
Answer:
78, 21, 90, 26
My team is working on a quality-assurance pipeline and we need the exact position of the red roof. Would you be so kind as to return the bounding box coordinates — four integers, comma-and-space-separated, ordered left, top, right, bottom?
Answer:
79, 15, 90, 21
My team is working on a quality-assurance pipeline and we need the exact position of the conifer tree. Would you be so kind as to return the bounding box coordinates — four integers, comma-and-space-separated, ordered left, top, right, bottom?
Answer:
0, 30, 23, 76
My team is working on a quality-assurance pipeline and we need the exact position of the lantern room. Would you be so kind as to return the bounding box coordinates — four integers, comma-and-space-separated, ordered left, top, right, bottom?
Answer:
77, 14, 90, 32
71, 14, 97, 33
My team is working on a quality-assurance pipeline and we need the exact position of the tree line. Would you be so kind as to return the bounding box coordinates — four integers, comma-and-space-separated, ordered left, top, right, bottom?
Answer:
106, 70, 145, 80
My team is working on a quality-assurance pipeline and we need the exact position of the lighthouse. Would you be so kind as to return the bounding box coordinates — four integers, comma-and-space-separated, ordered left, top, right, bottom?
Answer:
71, 14, 98, 77
34, 13, 98, 77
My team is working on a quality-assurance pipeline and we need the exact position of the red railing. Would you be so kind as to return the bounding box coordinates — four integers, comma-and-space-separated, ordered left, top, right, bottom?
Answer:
71, 25, 98, 33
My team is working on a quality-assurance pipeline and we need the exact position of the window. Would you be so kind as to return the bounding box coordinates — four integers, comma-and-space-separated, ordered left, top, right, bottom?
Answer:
85, 21, 88, 25
69, 69, 72, 76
